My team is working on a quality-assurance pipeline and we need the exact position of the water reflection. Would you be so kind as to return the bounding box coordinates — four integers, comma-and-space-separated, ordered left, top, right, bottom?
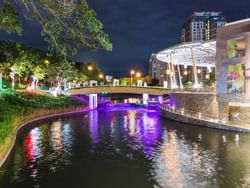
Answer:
153, 130, 218, 187
25, 127, 42, 163
24, 127, 42, 181
22, 119, 75, 181
1, 107, 250, 188
89, 110, 99, 145
140, 112, 161, 159
50, 121, 63, 151
105, 108, 161, 159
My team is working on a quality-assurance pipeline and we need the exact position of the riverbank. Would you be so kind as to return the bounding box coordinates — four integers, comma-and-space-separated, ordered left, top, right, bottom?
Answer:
0, 91, 85, 167
159, 105, 250, 132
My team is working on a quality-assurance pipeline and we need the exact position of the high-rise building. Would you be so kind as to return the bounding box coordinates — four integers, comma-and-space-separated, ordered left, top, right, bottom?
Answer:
181, 11, 227, 42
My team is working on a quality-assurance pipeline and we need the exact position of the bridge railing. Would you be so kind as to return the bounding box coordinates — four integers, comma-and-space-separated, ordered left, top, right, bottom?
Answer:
67, 85, 214, 93
71, 85, 169, 90
171, 87, 215, 93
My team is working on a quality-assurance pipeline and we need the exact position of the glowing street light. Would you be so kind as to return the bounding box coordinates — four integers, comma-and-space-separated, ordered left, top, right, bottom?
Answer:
197, 69, 201, 74
130, 70, 135, 75
136, 72, 141, 78
88, 65, 93, 71
184, 70, 188, 75
99, 74, 104, 79
166, 69, 170, 75
205, 74, 210, 79
44, 59, 50, 66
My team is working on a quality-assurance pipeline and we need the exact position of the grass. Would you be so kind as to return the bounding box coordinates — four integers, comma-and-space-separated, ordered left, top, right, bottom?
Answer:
0, 91, 84, 161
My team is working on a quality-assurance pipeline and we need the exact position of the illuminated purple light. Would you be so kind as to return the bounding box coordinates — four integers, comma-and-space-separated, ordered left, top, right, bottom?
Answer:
102, 105, 162, 158
89, 110, 99, 145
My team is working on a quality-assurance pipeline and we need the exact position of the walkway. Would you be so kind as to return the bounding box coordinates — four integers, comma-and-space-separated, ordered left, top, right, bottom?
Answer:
67, 86, 171, 96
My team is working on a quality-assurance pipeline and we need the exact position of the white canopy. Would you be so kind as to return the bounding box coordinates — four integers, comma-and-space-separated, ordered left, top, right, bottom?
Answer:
156, 41, 216, 67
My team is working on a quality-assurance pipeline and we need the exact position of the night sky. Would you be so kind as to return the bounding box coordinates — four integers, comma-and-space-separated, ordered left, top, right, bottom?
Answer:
0, 0, 250, 76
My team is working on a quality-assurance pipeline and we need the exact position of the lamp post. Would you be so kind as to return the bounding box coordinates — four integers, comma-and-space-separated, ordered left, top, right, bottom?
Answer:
130, 70, 135, 85
135, 72, 142, 87
99, 73, 104, 85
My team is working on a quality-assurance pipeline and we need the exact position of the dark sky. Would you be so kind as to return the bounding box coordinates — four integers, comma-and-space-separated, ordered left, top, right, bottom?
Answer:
0, 0, 250, 76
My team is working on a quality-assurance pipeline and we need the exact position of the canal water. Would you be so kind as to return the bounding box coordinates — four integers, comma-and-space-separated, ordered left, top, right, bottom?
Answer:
0, 106, 250, 188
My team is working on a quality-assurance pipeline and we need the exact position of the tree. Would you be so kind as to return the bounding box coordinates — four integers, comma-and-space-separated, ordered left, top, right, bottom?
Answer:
149, 78, 159, 86
76, 61, 103, 81
0, 41, 25, 80
32, 65, 47, 88
0, 2, 22, 35
45, 57, 79, 86
0, 0, 112, 57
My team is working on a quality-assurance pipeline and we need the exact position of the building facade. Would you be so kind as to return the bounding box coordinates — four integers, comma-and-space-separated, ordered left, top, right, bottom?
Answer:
216, 19, 250, 123
181, 12, 227, 42
149, 54, 168, 85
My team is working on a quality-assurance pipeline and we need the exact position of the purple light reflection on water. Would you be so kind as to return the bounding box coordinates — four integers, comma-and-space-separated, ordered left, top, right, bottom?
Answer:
140, 112, 161, 159
103, 104, 162, 159
89, 110, 99, 145
2, 103, 250, 188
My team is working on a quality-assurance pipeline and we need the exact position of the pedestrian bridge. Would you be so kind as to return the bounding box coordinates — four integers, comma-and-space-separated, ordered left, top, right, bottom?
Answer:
67, 86, 171, 96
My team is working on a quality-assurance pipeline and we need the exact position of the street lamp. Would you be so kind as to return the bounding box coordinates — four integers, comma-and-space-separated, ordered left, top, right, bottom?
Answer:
99, 74, 104, 79
88, 65, 93, 71
99, 74, 104, 85
130, 70, 135, 85
136, 72, 141, 78
44, 59, 50, 66
184, 70, 188, 75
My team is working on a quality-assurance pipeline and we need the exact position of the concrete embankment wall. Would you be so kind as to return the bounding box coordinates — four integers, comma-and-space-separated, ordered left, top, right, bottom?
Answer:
229, 105, 250, 124
169, 92, 219, 118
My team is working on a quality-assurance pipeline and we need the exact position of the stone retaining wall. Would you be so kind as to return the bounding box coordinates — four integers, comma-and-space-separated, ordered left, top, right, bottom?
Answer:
229, 106, 250, 124
170, 92, 219, 118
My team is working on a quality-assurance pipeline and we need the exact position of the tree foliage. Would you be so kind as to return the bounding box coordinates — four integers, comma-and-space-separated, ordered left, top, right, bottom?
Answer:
0, 0, 112, 57
0, 1, 22, 35
76, 61, 103, 81
0, 40, 105, 88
